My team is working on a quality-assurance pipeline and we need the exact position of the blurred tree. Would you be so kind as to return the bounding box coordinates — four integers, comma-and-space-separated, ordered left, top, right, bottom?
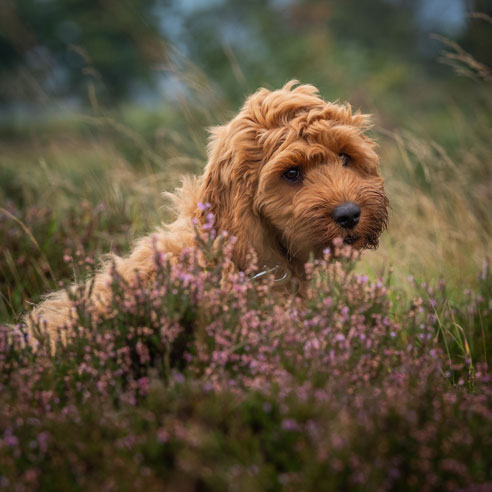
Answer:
0, 0, 489, 111
458, 0, 492, 67
177, 0, 490, 113
178, 0, 444, 105
0, 0, 168, 106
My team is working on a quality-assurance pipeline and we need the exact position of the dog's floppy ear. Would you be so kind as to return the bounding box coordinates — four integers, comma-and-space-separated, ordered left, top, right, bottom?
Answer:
199, 121, 264, 269
201, 124, 236, 232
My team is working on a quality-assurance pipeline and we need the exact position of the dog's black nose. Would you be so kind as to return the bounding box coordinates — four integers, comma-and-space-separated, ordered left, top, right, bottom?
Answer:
332, 202, 361, 229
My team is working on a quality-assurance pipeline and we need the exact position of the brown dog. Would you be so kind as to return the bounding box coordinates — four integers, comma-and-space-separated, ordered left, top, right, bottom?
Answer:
28, 81, 388, 339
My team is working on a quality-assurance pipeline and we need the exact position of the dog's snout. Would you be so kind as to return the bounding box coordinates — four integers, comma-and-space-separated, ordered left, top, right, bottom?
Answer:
332, 202, 361, 229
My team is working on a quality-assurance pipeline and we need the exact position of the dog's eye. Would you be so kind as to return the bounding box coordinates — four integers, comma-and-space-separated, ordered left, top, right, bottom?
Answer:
339, 153, 351, 167
283, 167, 302, 183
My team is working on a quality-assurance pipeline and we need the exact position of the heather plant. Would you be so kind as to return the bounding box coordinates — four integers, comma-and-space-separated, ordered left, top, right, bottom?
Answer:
1, 222, 491, 491
405, 260, 492, 385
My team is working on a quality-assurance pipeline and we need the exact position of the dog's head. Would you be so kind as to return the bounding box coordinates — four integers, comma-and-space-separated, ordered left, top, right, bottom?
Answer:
200, 81, 388, 271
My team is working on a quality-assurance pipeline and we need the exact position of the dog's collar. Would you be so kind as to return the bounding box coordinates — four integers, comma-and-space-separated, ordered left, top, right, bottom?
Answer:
250, 265, 292, 286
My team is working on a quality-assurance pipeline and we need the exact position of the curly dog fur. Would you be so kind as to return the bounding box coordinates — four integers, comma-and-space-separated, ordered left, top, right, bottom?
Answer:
27, 80, 388, 339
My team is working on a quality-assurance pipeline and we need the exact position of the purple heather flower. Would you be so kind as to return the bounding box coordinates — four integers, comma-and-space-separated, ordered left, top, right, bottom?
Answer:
281, 419, 299, 431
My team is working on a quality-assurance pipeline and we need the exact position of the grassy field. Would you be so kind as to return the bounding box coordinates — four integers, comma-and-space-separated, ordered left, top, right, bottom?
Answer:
1, 64, 492, 489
